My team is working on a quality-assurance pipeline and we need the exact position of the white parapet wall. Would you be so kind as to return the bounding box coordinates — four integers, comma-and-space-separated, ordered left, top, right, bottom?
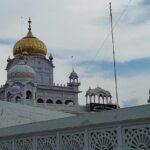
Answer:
0, 104, 150, 149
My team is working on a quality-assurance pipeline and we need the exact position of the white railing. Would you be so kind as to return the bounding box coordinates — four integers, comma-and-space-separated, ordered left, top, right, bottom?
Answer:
0, 104, 150, 150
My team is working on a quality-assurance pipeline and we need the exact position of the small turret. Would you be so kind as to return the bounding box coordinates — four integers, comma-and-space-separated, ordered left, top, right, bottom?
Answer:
67, 69, 81, 106
49, 53, 53, 61
67, 69, 80, 87
7, 56, 13, 64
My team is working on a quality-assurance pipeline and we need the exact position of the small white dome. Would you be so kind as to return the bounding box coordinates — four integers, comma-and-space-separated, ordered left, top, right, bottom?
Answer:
69, 69, 78, 79
85, 87, 111, 97
8, 60, 35, 81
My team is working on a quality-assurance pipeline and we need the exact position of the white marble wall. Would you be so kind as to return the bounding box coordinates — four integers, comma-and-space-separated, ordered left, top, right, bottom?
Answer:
4, 56, 80, 106
0, 104, 150, 150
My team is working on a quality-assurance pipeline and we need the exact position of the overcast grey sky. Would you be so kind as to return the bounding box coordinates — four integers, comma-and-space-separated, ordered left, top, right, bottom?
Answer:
0, 0, 150, 107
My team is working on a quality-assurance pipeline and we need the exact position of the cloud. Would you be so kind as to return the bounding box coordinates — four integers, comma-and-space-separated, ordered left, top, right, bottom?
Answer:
78, 57, 150, 78
130, 0, 150, 25
0, 0, 150, 108
49, 48, 86, 60
140, 0, 150, 6
0, 38, 15, 45
122, 98, 139, 107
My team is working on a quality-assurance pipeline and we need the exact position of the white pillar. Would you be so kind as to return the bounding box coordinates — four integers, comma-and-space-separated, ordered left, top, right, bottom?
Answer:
57, 132, 60, 150
117, 126, 123, 150
98, 96, 100, 103
85, 129, 89, 150
86, 96, 88, 104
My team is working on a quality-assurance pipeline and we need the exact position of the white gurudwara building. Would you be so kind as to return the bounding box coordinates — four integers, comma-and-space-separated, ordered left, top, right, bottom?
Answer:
0, 18, 80, 107
0, 19, 150, 150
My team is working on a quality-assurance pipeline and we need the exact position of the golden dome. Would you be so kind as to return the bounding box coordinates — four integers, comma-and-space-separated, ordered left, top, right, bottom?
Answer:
13, 18, 47, 57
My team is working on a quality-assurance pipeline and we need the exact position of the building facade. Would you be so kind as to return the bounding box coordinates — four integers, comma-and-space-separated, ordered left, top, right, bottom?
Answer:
0, 18, 150, 150
0, 18, 81, 106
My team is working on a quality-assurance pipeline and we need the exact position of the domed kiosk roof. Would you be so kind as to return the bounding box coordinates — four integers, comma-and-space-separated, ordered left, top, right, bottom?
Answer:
86, 87, 111, 97
8, 59, 36, 81
13, 18, 47, 57
69, 69, 78, 79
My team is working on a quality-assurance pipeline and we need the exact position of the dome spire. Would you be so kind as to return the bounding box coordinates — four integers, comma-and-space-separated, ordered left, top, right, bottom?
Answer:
13, 18, 47, 57
26, 17, 33, 37
28, 17, 32, 32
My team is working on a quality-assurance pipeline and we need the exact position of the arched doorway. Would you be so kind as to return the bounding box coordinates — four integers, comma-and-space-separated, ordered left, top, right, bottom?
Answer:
65, 100, 74, 105
46, 99, 53, 104
15, 96, 21, 103
26, 90, 32, 99
37, 98, 44, 103
56, 100, 62, 104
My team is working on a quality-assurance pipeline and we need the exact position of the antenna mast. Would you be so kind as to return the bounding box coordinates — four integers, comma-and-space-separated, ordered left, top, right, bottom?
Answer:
71, 56, 74, 71
109, 2, 119, 108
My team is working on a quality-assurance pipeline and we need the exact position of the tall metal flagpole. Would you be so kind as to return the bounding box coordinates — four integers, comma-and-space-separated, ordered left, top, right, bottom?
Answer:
71, 56, 74, 71
109, 2, 119, 108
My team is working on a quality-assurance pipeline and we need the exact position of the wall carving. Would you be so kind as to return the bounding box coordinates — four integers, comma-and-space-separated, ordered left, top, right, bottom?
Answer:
37, 135, 56, 150
60, 132, 85, 150
89, 128, 118, 150
0, 124, 150, 150
15, 137, 33, 150
0, 140, 13, 150
124, 126, 150, 150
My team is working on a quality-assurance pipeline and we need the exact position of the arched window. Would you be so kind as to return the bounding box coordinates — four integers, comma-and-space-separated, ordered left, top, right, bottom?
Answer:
15, 96, 21, 103
65, 100, 74, 105
46, 99, 53, 104
56, 100, 62, 104
26, 90, 32, 99
37, 98, 44, 103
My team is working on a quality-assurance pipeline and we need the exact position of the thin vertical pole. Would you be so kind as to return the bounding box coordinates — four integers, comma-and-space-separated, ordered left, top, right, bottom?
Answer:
109, 2, 119, 108
71, 56, 74, 71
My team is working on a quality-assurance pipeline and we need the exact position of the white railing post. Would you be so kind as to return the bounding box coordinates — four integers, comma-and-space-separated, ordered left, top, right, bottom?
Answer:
117, 126, 123, 150
84, 129, 89, 150
57, 131, 60, 150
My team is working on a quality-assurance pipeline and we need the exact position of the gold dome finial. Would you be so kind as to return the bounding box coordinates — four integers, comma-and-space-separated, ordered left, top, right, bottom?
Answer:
13, 18, 47, 57
27, 17, 33, 37
28, 17, 32, 32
